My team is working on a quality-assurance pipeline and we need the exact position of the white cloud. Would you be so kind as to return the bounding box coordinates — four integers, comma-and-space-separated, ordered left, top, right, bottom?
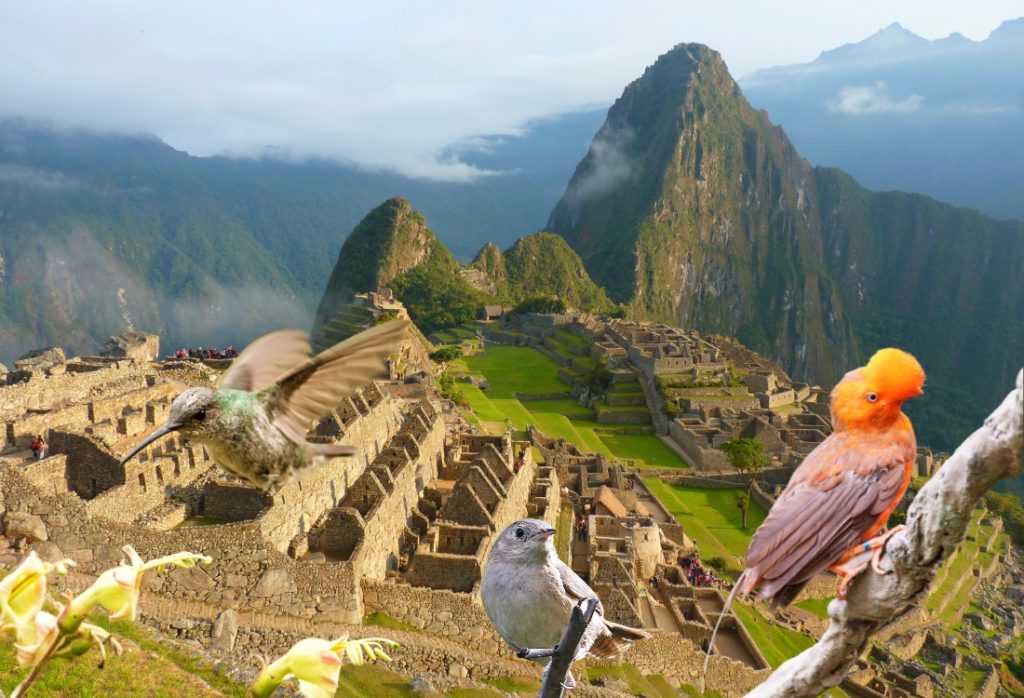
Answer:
828, 82, 924, 114
0, 2, 1017, 178
566, 125, 634, 202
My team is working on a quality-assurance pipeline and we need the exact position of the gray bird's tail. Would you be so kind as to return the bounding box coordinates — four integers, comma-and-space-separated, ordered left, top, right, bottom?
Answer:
591, 621, 650, 659
702, 569, 752, 678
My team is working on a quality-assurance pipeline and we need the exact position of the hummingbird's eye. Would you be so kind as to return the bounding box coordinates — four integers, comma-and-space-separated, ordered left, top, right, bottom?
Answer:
194, 410, 207, 421
866, 392, 878, 403
514, 527, 525, 539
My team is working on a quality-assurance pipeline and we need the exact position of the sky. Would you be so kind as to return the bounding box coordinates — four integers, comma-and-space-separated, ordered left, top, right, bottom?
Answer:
0, 1, 1020, 180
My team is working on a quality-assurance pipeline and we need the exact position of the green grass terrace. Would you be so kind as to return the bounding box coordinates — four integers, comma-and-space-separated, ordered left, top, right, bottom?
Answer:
449, 345, 688, 470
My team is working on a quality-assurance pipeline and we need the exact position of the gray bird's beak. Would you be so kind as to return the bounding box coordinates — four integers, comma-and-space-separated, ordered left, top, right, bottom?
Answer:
120, 422, 180, 465
534, 528, 556, 539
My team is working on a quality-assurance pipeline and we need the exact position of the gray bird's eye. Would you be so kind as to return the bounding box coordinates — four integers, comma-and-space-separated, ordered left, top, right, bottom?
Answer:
194, 410, 207, 421
866, 393, 878, 403
514, 527, 525, 539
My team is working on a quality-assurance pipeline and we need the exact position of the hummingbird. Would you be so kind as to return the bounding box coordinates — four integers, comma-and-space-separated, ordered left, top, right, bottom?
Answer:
121, 320, 410, 491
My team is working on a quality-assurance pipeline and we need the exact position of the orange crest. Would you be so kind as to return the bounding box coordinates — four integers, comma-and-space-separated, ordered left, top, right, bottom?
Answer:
861, 348, 925, 400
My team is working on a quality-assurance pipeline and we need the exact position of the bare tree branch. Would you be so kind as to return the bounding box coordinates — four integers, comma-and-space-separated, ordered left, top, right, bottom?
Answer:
746, 370, 1023, 698
515, 598, 598, 698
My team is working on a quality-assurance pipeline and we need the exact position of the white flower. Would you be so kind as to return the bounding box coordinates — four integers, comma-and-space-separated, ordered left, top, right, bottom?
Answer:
0, 552, 73, 637
253, 635, 398, 698
61, 546, 210, 632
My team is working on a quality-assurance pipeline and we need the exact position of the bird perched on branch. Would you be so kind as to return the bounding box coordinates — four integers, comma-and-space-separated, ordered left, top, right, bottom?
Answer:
121, 320, 410, 491
705, 348, 924, 672
482, 519, 649, 688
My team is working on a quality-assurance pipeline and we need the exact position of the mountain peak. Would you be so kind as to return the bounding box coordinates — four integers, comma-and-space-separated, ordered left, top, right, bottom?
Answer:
311, 197, 437, 335
988, 16, 1024, 44
815, 21, 930, 64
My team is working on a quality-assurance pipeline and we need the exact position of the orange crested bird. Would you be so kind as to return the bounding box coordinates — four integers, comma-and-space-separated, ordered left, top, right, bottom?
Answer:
705, 348, 924, 671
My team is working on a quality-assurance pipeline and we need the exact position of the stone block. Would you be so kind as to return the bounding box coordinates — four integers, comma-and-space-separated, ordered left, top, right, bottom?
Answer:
14, 347, 66, 372
211, 609, 238, 652
253, 568, 296, 597
3, 511, 48, 541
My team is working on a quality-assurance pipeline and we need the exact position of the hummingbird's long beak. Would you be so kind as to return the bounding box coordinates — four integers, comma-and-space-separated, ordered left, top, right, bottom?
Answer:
535, 528, 557, 540
120, 422, 180, 465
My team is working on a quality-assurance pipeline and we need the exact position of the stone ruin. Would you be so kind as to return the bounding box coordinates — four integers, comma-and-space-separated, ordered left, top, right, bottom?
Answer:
533, 432, 772, 678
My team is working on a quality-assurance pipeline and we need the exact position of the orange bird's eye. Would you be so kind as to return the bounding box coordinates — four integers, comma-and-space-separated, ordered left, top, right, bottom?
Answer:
866, 392, 879, 403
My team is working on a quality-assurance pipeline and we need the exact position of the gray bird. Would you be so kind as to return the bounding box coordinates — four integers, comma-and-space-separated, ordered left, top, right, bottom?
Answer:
121, 320, 410, 491
481, 519, 649, 687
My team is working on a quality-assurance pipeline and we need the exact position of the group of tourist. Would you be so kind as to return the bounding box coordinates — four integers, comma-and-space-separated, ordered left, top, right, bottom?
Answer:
173, 345, 238, 360
29, 435, 47, 460
575, 516, 588, 541
680, 552, 719, 588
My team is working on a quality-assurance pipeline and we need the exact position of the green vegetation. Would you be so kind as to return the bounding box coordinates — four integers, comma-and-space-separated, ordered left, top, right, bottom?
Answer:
472, 232, 615, 312
437, 372, 466, 405
555, 505, 575, 564
511, 293, 567, 315
546, 42, 1023, 456
586, 662, 703, 697
720, 438, 770, 529
430, 345, 464, 363
363, 611, 417, 632
794, 597, 831, 620
392, 239, 485, 334
455, 345, 687, 469
0, 615, 250, 697
644, 478, 766, 563
336, 663, 418, 697
732, 602, 814, 669
984, 491, 1024, 546
480, 676, 541, 695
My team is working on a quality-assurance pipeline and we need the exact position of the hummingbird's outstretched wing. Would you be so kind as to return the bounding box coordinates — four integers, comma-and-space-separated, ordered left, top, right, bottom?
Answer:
220, 330, 311, 393
263, 320, 411, 448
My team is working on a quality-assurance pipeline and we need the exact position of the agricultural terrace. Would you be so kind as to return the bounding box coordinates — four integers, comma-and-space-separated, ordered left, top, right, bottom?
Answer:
449, 345, 687, 470
643, 479, 768, 564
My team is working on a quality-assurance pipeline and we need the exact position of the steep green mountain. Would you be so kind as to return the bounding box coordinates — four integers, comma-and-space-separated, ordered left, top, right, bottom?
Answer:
0, 113, 603, 362
313, 201, 615, 346
548, 43, 1024, 451
311, 197, 484, 343
470, 232, 614, 311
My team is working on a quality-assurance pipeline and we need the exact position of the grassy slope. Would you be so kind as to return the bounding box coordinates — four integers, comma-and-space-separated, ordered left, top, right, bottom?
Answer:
456, 346, 687, 469
644, 479, 767, 562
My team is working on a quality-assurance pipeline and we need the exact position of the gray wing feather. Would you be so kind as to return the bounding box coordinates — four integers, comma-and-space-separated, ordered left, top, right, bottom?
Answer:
555, 558, 605, 617
264, 320, 410, 444
219, 331, 311, 392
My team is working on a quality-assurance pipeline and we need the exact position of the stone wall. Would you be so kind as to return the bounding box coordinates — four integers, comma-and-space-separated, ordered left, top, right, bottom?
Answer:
256, 387, 400, 552
2, 463, 365, 624
18, 454, 69, 496
0, 358, 151, 423
361, 578, 510, 655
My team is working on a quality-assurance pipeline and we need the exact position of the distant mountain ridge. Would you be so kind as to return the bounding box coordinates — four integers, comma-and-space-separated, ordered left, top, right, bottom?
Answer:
0, 112, 603, 361
548, 43, 1024, 451
741, 17, 1024, 221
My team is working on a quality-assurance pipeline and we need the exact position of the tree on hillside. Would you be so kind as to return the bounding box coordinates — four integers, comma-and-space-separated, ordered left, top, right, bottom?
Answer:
720, 438, 770, 529
511, 293, 567, 315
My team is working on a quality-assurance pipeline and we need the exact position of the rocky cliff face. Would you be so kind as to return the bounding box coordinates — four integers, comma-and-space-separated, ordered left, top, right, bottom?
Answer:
549, 44, 1024, 449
